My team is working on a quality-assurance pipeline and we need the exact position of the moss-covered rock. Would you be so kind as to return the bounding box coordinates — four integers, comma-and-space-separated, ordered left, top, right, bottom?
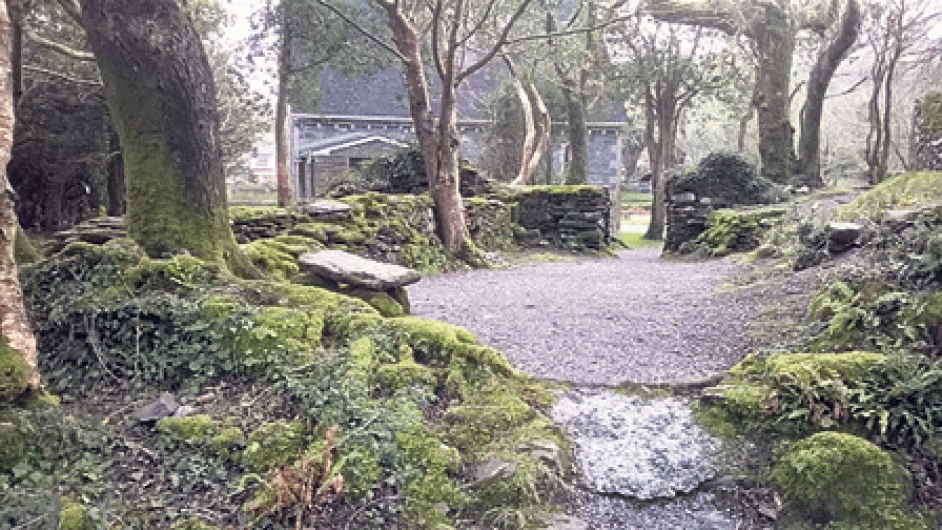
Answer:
834, 171, 942, 221
242, 420, 309, 473
58, 501, 96, 530
0, 337, 31, 403
773, 431, 927, 529
157, 414, 216, 440
680, 207, 787, 257
210, 426, 244, 458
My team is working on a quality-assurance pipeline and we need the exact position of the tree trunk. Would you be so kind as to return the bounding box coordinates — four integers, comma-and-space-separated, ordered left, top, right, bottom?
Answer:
0, 0, 41, 396
106, 130, 124, 216
382, 3, 471, 255
275, 26, 293, 207
520, 82, 550, 185
798, 0, 860, 188
562, 76, 589, 184
79, 0, 259, 277
752, 7, 798, 184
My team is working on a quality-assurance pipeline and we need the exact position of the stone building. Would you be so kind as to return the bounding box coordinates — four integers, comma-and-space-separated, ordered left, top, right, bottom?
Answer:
290, 67, 629, 200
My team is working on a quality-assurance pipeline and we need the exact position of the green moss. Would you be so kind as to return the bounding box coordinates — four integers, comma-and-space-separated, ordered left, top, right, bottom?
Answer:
157, 414, 216, 440
58, 502, 96, 530
243, 239, 299, 280
396, 424, 465, 529
444, 390, 535, 452
834, 171, 942, 221
14, 226, 39, 264
773, 432, 928, 529
375, 357, 437, 392
126, 254, 225, 291
240, 306, 326, 376
210, 426, 244, 458
242, 420, 308, 473
688, 207, 787, 257
228, 206, 285, 224
347, 337, 375, 385
170, 518, 220, 530
0, 337, 31, 403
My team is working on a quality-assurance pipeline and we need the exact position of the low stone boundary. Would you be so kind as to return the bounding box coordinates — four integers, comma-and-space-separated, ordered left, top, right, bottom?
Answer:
503, 185, 613, 251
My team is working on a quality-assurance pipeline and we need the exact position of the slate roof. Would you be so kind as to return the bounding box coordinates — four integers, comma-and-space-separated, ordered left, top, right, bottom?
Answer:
298, 131, 408, 157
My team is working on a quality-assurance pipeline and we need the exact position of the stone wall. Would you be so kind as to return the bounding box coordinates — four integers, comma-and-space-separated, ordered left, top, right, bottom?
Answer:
664, 193, 724, 254
503, 185, 612, 251
912, 92, 942, 171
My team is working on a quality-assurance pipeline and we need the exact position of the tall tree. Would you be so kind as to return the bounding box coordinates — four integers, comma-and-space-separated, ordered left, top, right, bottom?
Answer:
320, 0, 535, 259
646, 0, 855, 187
253, 0, 378, 206
862, 0, 940, 183
58, 0, 259, 276
610, 18, 734, 239
798, 0, 861, 187
0, 0, 41, 397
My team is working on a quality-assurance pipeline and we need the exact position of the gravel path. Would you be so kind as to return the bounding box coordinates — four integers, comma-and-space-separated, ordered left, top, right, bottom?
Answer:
411, 248, 753, 386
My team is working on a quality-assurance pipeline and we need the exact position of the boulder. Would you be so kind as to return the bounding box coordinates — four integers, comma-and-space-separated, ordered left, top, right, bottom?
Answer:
135, 392, 179, 422
298, 250, 421, 291
827, 222, 863, 253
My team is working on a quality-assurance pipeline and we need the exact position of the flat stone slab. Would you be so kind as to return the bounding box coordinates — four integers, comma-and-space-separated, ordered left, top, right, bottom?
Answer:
298, 249, 421, 290
299, 199, 352, 219
552, 389, 720, 500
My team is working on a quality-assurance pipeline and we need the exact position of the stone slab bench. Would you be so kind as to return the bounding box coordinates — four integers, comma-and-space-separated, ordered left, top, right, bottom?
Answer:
298, 249, 421, 313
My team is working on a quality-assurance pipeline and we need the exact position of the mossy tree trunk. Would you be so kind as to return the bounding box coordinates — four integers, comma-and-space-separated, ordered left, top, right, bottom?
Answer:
275, 22, 294, 207
0, 0, 41, 395
77, 0, 259, 277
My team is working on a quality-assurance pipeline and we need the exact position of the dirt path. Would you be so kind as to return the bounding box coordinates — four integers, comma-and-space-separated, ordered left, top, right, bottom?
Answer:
410, 248, 754, 386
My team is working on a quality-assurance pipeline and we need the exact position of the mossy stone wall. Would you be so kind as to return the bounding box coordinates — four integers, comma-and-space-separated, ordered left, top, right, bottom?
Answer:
503, 185, 612, 250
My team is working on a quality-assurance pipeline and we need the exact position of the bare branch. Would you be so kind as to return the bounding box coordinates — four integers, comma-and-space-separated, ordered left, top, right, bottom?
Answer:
316, 0, 406, 63
24, 28, 95, 61
456, 0, 534, 84
507, 14, 633, 44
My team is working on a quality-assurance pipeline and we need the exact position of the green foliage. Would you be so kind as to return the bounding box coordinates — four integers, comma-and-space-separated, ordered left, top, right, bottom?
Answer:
773, 432, 927, 529
672, 153, 783, 206
242, 420, 310, 473
364, 147, 428, 194
682, 207, 786, 257
243, 239, 301, 280
0, 338, 31, 403
834, 171, 942, 221
918, 93, 942, 135
809, 281, 942, 354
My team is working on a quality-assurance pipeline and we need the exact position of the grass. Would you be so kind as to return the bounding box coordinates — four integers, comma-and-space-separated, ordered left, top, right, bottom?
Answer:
618, 232, 662, 249
833, 170, 942, 221
622, 191, 652, 210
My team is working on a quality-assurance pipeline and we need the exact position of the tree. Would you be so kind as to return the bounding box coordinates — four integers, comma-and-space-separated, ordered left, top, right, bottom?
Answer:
862, 0, 941, 183
646, 0, 857, 187
57, 0, 259, 276
798, 0, 861, 186
320, 0, 536, 259
0, 0, 41, 397
251, 0, 379, 206
610, 17, 734, 239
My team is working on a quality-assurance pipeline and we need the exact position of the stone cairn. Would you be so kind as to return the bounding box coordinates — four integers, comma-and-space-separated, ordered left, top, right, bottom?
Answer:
912, 92, 942, 171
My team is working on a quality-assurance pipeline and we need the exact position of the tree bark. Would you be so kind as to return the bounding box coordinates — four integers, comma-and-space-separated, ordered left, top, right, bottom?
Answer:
751, 5, 798, 184
643, 81, 678, 241
798, 0, 860, 188
0, 0, 41, 395
79, 0, 259, 277
275, 23, 293, 207
562, 75, 589, 184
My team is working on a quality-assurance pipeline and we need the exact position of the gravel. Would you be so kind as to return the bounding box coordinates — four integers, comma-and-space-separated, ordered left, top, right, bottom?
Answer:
551, 389, 720, 500
410, 248, 754, 386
